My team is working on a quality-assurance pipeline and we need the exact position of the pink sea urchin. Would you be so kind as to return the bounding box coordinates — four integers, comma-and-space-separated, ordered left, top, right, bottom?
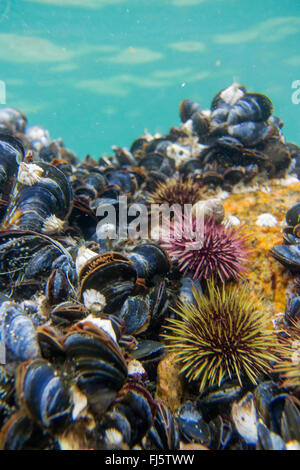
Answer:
160, 214, 250, 282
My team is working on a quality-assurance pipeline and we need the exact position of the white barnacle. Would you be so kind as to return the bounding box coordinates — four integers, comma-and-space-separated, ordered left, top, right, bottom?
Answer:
82, 290, 107, 315
75, 245, 98, 276
231, 392, 258, 445
224, 215, 241, 227
17, 162, 44, 186
220, 83, 245, 106
180, 119, 194, 136
96, 222, 117, 240
105, 428, 123, 446
42, 214, 65, 235
166, 143, 191, 168
70, 385, 88, 421
256, 213, 278, 227
127, 359, 147, 379
80, 315, 117, 343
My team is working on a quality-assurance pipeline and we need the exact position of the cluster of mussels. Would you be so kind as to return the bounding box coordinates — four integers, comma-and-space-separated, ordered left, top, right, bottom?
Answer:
0, 84, 299, 450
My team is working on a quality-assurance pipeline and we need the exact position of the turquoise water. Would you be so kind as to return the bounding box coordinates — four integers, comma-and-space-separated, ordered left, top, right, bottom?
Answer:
0, 0, 300, 158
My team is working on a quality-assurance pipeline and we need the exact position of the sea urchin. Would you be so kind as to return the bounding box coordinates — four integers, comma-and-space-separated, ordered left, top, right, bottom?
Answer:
148, 177, 203, 207
160, 214, 249, 282
162, 281, 281, 392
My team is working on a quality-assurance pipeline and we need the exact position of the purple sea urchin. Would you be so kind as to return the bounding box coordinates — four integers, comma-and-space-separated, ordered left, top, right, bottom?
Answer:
162, 281, 281, 392
160, 214, 249, 282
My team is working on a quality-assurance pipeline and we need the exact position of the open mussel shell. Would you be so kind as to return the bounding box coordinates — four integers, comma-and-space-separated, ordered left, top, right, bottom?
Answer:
16, 359, 71, 429
78, 252, 137, 314
127, 243, 170, 285
231, 392, 258, 446
64, 321, 128, 416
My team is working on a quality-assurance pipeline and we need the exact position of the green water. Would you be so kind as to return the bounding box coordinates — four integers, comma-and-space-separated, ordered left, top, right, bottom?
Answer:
1, 0, 300, 158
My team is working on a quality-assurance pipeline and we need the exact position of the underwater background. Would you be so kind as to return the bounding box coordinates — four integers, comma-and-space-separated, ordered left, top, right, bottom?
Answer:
0, 0, 300, 158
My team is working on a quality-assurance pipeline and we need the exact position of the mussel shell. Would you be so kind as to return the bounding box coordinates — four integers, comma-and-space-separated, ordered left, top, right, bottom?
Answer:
120, 295, 151, 335
5, 162, 73, 232
253, 381, 280, 427
0, 134, 25, 199
262, 139, 291, 178
223, 166, 245, 185
257, 421, 285, 450
50, 302, 87, 326
201, 170, 224, 186
280, 397, 300, 443
131, 339, 165, 363
0, 301, 41, 361
138, 152, 175, 177
64, 323, 127, 416
270, 244, 300, 273
105, 170, 138, 195
79, 252, 137, 314
179, 99, 203, 123
146, 400, 179, 450
286, 202, 300, 227
191, 112, 210, 137
16, 359, 71, 429
128, 244, 170, 284
227, 93, 273, 126
228, 121, 273, 146
45, 268, 70, 306
130, 137, 148, 156
0, 412, 34, 450
177, 401, 211, 446
0, 108, 27, 133
114, 382, 155, 447
24, 244, 61, 278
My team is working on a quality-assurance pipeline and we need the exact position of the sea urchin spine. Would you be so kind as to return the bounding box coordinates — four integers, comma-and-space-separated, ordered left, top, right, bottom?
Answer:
162, 281, 282, 392
160, 213, 250, 282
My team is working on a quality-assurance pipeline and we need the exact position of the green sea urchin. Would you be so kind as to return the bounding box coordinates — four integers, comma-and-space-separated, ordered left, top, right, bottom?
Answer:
162, 281, 281, 392
148, 177, 203, 207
